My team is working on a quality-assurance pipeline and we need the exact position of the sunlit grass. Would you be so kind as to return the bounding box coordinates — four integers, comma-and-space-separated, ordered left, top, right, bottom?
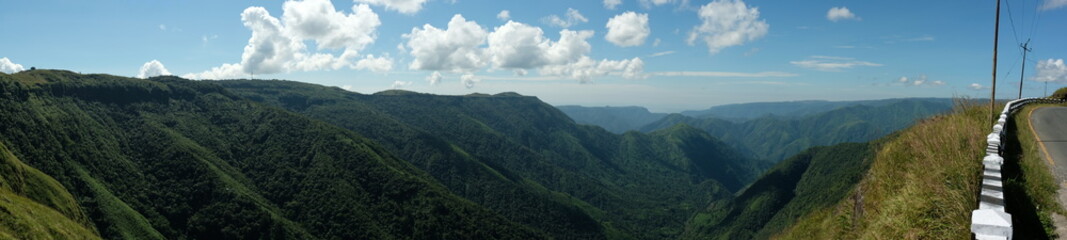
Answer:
773, 100, 989, 239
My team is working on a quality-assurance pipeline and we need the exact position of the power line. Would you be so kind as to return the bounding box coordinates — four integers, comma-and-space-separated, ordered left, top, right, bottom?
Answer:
1004, 0, 1021, 45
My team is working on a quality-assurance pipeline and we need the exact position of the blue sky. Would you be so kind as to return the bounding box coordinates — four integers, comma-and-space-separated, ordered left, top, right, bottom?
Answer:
2, 0, 1066, 112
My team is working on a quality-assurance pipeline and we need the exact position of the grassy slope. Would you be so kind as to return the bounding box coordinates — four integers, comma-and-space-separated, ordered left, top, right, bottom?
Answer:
680, 142, 875, 240
773, 102, 988, 239
0, 140, 101, 239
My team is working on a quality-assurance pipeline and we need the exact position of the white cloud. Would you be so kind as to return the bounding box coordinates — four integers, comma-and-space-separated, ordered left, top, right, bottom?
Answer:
497, 10, 510, 21
827, 7, 859, 22
790, 56, 882, 71
426, 71, 443, 85
355, 0, 427, 14
1035, 58, 1067, 83
341, 85, 356, 91
543, 8, 588, 28
970, 83, 987, 90
539, 56, 645, 82
159, 24, 167, 31
1041, 0, 1067, 10
405, 14, 488, 72
201, 34, 218, 44
650, 71, 796, 77
391, 80, 412, 89
640, 0, 672, 8
138, 60, 172, 78
186, 0, 386, 79
652, 38, 661, 47
605, 11, 650, 47
183, 63, 245, 79
355, 54, 393, 72
0, 57, 26, 73
687, 0, 769, 54
894, 75, 943, 87
604, 0, 622, 9
461, 73, 479, 88
487, 21, 593, 70
649, 51, 675, 57
283, 1, 380, 50
404, 15, 646, 85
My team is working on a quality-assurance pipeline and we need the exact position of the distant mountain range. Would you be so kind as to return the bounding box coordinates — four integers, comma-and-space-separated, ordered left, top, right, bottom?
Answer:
557, 106, 667, 134
561, 98, 954, 161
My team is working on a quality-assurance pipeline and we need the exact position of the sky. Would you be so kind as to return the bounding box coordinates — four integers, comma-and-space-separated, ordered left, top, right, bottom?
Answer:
1, 0, 1066, 112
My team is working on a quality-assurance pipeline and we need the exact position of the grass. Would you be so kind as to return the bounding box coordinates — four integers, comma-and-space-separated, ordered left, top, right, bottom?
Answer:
0, 140, 101, 239
772, 100, 989, 239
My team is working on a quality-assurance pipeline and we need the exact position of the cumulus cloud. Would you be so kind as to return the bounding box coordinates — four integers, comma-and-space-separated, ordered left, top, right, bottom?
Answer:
355, 54, 393, 72
604, 0, 622, 9
186, 0, 386, 79
1041, 0, 1067, 10
391, 80, 412, 89
355, 0, 427, 14
497, 10, 510, 21
687, 0, 769, 54
405, 14, 488, 72
1035, 59, 1067, 83
487, 22, 592, 69
543, 8, 588, 28
403, 15, 646, 85
605, 11, 650, 47
539, 56, 645, 82
827, 7, 859, 22
0, 57, 26, 73
461, 73, 479, 88
426, 71, 443, 85
138, 60, 172, 78
790, 56, 881, 71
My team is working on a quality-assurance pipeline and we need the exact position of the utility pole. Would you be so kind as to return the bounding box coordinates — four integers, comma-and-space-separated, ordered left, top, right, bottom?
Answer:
1018, 39, 1031, 99
990, 0, 1001, 124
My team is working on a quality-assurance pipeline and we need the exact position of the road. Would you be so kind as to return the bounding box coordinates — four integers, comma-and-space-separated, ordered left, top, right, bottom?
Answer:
1030, 106, 1067, 238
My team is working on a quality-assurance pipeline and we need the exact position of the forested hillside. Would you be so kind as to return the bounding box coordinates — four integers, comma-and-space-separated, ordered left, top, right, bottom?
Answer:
0, 70, 770, 240
0, 70, 545, 239
642, 99, 952, 161
219, 80, 767, 239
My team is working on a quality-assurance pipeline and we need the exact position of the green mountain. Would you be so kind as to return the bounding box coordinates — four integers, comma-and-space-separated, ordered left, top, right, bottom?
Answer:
217, 79, 767, 239
641, 99, 952, 161
679, 98, 953, 121
0, 70, 545, 239
556, 105, 667, 134
0, 70, 769, 239
680, 142, 876, 240
1, 140, 101, 239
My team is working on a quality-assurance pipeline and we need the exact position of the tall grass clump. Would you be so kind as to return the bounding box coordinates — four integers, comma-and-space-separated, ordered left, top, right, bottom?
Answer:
773, 98, 989, 239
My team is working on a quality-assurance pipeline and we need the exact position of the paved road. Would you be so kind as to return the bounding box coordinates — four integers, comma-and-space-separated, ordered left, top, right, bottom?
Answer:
1030, 106, 1067, 238
1032, 107, 1067, 186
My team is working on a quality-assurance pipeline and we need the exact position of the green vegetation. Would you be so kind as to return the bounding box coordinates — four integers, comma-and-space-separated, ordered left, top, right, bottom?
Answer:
770, 100, 989, 239
642, 99, 953, 161
0, 70, 544, 239
0, 141, 101, 240
219, 79, 767, 239
680, 142, 876, 240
